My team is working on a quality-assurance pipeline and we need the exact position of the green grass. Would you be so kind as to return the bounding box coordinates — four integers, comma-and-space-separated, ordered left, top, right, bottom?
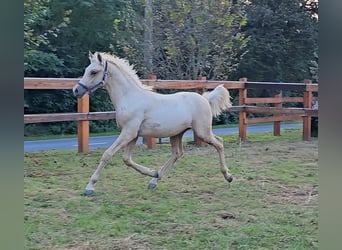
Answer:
24, 128, 318, 249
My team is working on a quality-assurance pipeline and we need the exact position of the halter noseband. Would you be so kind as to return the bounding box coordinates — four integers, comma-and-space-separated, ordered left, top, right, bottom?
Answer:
77, 61, 108, 94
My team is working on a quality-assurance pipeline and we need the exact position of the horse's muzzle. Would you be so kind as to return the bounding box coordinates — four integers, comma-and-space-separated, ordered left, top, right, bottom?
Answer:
73, 85, 86, 98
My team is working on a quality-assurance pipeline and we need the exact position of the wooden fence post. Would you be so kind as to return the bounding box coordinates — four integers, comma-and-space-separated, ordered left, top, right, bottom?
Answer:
239, 78, 248, 141
144, 74, 157, 149
77, 94, 89, 153
303, 79, 312, 140
194, 76, 207, 146
273, 92, 282, 136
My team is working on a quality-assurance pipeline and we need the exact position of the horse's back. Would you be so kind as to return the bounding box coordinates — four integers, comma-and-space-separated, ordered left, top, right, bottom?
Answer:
151, 91, 211, 116
137, 91, 212, 138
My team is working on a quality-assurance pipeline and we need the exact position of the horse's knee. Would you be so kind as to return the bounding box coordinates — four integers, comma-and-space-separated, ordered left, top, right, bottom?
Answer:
101, 151, 112, 163
177, 151, 184, 158
215, 135, 223, 143
211, 137, 224, 151
122, 155, 132, 167
204, 138, 223, 151
216, 143, 224, 151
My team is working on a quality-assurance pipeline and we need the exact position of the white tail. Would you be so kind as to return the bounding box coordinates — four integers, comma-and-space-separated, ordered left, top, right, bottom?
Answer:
202, 84, 232, 117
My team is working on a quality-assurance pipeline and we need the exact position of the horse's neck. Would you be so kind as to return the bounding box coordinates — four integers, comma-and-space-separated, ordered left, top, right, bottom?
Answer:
105, 69, 145, 108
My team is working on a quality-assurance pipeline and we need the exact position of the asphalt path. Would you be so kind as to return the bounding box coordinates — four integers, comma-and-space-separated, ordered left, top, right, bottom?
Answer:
24, 123, 301, 152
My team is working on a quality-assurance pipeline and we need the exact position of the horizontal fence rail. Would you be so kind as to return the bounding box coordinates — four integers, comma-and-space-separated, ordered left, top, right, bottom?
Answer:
24, 77, 318, 152
24, 107, 317, 124
24, 111, 117, 124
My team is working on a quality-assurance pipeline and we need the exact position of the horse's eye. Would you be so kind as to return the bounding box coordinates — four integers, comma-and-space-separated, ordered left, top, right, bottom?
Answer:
90, 70, 98, 75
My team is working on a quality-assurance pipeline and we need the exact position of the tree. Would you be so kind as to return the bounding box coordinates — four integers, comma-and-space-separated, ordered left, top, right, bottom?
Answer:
152, 0, 249, 80
24, 0, 69, 77
113, 0, 248, 80
112, 0, 146, 74
233, 0, 318, 82
46, 0, 123, 77
309, 51, 318, 82
24, 0, 126, 135
143, 0, 154, 76
24, 0, 74, 130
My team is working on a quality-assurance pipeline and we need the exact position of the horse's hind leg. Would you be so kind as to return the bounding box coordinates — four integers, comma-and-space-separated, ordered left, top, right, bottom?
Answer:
148, 132, 185, 189
195, 130, 233, 183
122, 138, 159, 177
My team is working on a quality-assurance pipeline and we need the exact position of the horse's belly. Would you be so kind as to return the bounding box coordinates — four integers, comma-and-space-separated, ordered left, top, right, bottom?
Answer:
138, 114, 192, 138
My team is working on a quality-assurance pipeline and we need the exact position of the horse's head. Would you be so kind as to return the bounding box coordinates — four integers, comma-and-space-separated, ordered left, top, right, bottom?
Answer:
73, 52, 108, 98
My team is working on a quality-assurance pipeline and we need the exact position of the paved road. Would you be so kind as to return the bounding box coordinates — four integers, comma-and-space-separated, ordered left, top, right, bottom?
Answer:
24, 123, 301, 152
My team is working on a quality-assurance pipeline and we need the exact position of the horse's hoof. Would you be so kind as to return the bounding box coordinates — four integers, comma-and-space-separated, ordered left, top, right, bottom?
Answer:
83, 189, 94, 196
147, 183, 157, 190
152, 170, 159, 178
227, 175, 233, 183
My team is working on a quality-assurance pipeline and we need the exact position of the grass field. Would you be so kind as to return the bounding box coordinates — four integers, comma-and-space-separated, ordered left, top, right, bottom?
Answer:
24, 129, 318, 249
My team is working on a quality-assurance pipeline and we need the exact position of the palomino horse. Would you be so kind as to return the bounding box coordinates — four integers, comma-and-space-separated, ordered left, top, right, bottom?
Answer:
73, 52, 234, 196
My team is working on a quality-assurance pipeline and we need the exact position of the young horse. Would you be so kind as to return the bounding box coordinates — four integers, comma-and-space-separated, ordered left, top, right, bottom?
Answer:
73, 52, 234, 196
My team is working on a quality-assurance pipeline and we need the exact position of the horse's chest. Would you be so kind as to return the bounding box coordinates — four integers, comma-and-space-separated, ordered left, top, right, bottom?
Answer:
115, 107, 141, 127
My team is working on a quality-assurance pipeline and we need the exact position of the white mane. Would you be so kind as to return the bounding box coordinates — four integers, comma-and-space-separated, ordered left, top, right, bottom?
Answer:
97, 52, 153, 91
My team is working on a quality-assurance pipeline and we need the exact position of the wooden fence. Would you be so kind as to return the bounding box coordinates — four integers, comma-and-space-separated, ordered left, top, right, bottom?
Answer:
24, 77, 318, 153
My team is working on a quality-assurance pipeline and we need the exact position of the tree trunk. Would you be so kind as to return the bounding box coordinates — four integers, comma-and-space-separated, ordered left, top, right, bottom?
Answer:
144, 0, 153, 77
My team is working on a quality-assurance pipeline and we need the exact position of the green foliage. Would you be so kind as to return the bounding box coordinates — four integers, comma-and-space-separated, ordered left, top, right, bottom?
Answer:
24, 50, 65, 77
112, 0, 145, 68
309, 51, 318, 82
151, 0, 249, 80
25, 122, 77, 136
24, 0, 122, 135
24, 0, 52, 50
45, 0, 124, 77
24, 89, 76, 114
24, 88, 78, 136
24, 0, 70, 76
232, 0, 318, 82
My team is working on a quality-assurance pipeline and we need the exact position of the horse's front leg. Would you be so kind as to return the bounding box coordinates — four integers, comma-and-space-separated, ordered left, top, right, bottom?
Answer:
84, 132, 136, 196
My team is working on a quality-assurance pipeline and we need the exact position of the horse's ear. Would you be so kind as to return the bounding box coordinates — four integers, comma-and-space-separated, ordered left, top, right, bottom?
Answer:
97, 53, 103, 63
88, 51, 94, 60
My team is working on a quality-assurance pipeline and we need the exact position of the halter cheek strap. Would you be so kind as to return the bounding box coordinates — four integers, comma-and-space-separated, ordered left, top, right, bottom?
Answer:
77, 61, 108, 94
